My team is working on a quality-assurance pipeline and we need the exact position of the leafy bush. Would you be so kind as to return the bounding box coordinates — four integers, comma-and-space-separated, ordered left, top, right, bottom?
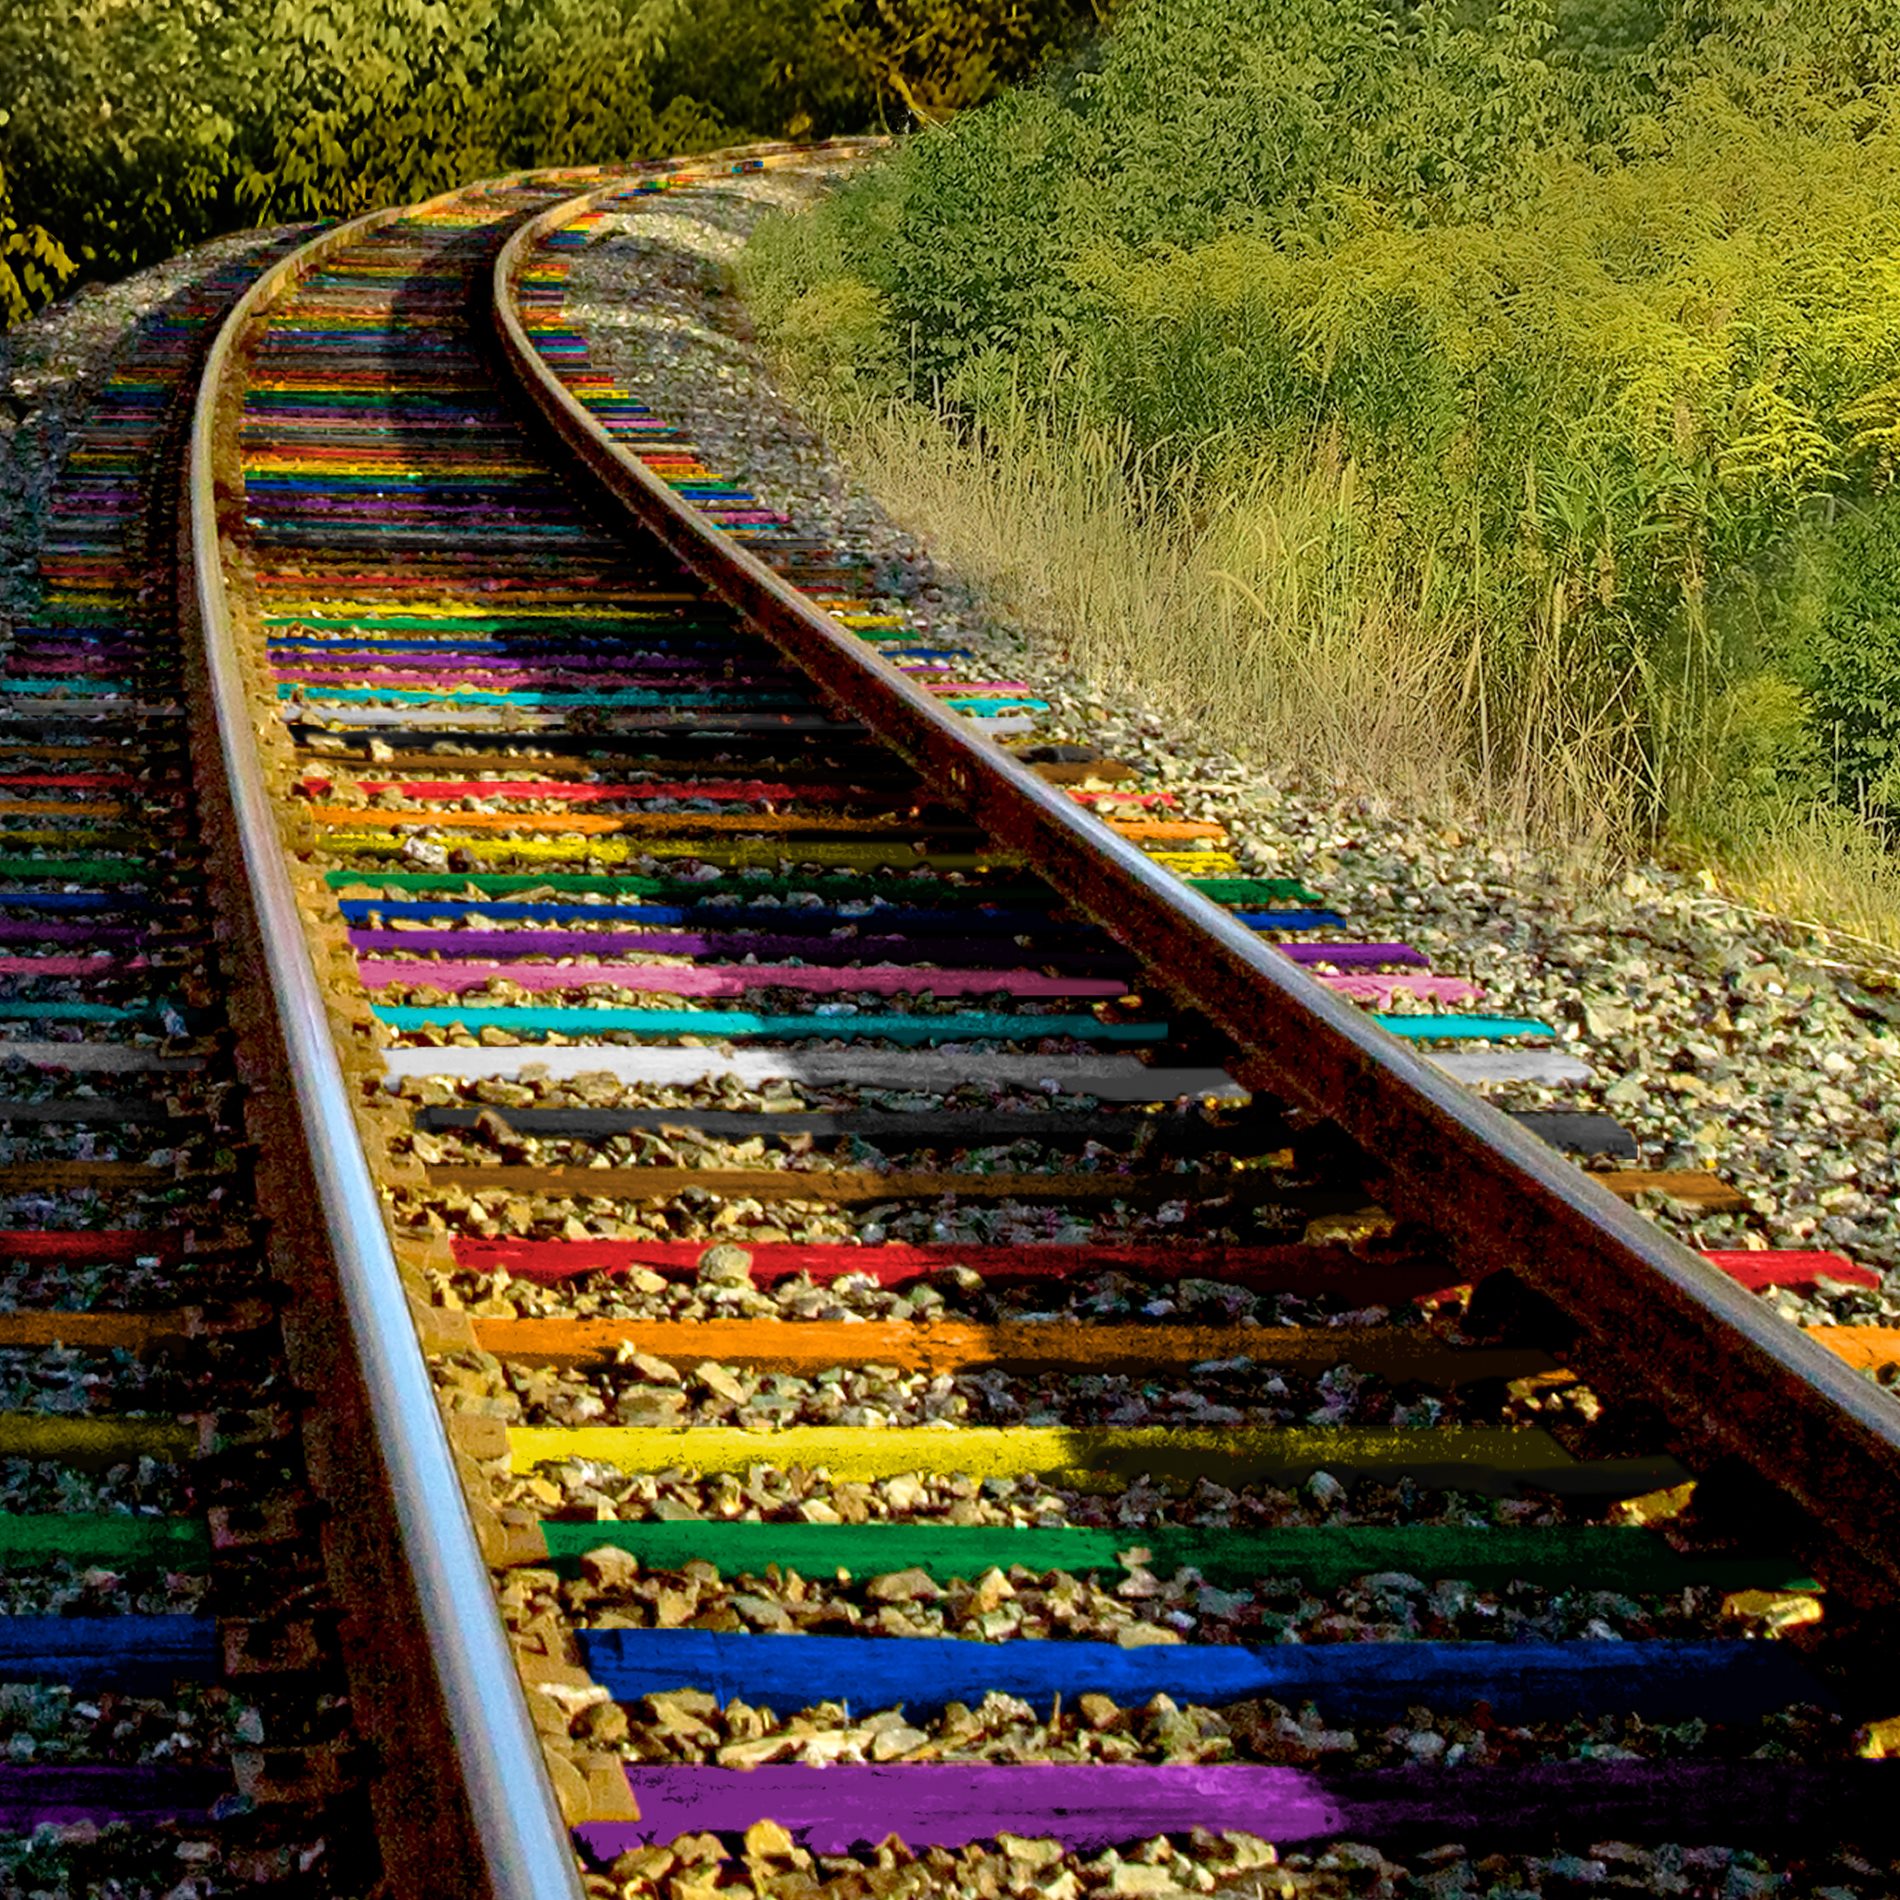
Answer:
0, 138, 71, 326
1762, 500, 1900, 823
743, 0, 1900, 852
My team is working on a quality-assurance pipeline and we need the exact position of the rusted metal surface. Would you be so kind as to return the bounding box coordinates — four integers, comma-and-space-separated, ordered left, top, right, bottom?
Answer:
495, 187, 1900, 1603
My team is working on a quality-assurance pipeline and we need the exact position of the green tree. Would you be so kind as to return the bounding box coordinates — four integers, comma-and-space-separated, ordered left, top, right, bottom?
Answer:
0, 0, 1102, 325
0, 0, 251, 285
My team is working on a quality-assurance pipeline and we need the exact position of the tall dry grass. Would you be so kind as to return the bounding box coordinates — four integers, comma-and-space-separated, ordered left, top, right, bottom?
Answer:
834, 384, 1900, 957
1680, 805, 1900, 966
825, 385, 1653, 852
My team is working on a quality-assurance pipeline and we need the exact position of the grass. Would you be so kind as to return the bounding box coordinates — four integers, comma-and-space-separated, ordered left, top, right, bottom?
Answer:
805, 377, 1649, 844
1683, 807, 1900, 971
782, 367, 1900, 964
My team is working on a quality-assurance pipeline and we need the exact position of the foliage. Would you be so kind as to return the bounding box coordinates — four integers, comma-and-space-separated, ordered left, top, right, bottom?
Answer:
1759, 501, 1900, 823
0, 0, 249, 288
815, 0, 1110, 122
0, 0, 697, 279
742, 0, 1900, 853
0, 0, 1095, 323
651, 0, 1106, 140
0, 135, 71, 327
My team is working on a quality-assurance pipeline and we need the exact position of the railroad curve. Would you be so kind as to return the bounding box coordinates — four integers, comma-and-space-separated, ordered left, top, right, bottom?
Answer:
163, 145, 1900, 1898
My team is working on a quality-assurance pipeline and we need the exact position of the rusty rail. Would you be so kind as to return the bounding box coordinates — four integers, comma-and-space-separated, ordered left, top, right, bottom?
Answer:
190, 178, 597, 1900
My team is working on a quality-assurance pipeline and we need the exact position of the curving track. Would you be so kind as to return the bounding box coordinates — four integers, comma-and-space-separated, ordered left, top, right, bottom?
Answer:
162, 148, 1900, 1896
0, 242, 382, 1891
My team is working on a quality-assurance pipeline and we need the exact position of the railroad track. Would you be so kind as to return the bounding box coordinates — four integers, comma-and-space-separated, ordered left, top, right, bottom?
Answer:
0, 243, 383, 1892
158, 144, 1900, 1896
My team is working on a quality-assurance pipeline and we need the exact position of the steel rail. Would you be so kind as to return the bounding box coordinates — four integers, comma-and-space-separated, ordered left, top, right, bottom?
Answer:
190, 181, 593, 1900
496, 177, 1900, 1605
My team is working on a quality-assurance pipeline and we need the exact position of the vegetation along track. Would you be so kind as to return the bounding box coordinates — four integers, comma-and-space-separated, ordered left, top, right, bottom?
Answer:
181, 146, 1900, 1897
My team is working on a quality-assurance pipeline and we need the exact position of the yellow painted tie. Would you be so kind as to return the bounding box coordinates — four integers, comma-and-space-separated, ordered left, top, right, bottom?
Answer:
505, 1422, 1574, 1484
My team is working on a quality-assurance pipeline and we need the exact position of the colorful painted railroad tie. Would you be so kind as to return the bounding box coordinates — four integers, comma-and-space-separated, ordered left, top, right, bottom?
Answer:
193, 151, 1900, 1898
0, 251, 371, 1887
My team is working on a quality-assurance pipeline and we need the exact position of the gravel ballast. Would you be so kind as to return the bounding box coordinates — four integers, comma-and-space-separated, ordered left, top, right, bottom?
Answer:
0, 237, 377, 1899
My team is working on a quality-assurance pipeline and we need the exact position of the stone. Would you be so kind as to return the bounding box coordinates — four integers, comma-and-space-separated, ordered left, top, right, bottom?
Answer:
697, 1244, 754, 1285
744, 1818, 797, 1860
731, 1594, 795, 1632
997, 1836, 1066, 1871
575, 1700, 630, 1745
616, 1390, 688, 1427
1221, 1835, 1277, 1869
580, 1546, 642, 1590
622, 1352, 684, 1386
1611, 1481, 1695, 1526
1107, 1867, 1188, 1896
695, 1361, 748, 1403
644, 1688, 719, 1726
1720, 1588, 1823, 1631
865, 1567, 942, 1603
968, 1568, 1014, 1612
609, 1846, 677, 1883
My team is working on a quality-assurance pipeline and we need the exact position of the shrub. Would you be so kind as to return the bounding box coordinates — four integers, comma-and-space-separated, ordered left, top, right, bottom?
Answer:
742, 0, 1900, 860
1769, 500, 1900, 823
0, 140, 70, 326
